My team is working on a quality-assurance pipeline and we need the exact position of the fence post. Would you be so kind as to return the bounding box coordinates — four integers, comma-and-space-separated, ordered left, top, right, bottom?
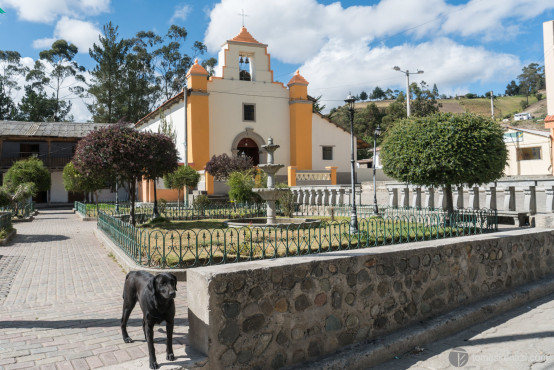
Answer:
437, 187, 447, 210
546, 186, 554, 213
454, 186, 464, 209
468, 186, 480, 209
523, 186, 536, 214
424, 187, 435, 209
411, 186, 421, 209
330, 188, 338, 206
484, 186, 497, 210
400, 187, 409, 208
387, 187, 398, 208
338, 188, 346, 205
288, 166, 297, 187
322, 188, 331, 206
325, 166, 338, 185
503, 186, 515, 211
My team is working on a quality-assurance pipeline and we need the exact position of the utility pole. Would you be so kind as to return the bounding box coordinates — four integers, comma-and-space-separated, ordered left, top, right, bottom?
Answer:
490, 90, 494, 119
393, 66, 424, 117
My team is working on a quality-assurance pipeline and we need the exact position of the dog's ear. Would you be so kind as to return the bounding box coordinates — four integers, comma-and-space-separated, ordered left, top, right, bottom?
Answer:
169, 273, 177, 290
147, 275, 159, 292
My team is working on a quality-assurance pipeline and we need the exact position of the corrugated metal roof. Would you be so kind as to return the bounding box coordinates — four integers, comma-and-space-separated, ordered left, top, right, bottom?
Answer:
507, 126, 550, 138
0, 121, 112, 138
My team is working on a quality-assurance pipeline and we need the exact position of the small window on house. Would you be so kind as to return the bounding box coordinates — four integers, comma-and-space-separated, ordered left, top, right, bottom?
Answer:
243, 104, 255, 121
517, 147, 541, 160
322, 146, 333, 160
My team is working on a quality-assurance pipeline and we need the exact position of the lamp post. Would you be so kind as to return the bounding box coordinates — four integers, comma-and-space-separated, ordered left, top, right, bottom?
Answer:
372, 124, 381, 215
345, 93, 358, 234
115, 178, 119, 213
393, 66, 424, 117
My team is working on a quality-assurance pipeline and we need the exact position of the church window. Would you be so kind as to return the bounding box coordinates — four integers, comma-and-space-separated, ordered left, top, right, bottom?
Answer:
322, 146, 333, 160
243, 104, 255, 121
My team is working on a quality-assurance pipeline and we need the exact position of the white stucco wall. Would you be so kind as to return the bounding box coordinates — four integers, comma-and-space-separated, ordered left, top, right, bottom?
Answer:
214, 42, 273, 83
311, 113, 356, 172
544, 20, 554, 115
137, 97, 187, 164
208, 78, 290, 175
50, 171, 67, 203
504, 129, 551, 176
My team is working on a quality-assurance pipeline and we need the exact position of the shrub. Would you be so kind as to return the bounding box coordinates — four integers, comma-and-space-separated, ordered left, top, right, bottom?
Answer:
276, 183, 295, 218
228, 170, 258, 203
193, 194, 211, 209
205, 153, 254, 181
158, 199, 168, 214
4, 157, 50, 193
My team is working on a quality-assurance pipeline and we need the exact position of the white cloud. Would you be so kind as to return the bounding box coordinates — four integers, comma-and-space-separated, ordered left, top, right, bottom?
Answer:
33, 17, 102, 54
33, 38, 57, 49
170, 4, 192, 24
205, 0, 554, 64
3, 0, 110, 23
441, 0, 554, 39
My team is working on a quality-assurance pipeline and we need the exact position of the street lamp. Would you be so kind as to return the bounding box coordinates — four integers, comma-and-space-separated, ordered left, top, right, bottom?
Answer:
345, 93, 359, 234
372, 124, 381, 215
393, 66, 424, 117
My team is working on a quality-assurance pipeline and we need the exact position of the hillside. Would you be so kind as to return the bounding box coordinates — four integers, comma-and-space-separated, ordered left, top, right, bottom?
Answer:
353, 93, 547, 128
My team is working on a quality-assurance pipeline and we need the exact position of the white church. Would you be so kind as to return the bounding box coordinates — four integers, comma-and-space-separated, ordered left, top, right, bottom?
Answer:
136, 27, 359, 201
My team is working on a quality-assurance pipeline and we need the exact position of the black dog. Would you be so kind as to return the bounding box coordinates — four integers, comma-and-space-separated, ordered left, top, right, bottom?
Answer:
121, 271, 177, 369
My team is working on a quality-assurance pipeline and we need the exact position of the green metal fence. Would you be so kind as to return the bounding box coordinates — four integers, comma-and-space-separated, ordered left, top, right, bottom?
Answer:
0, 212, 12, 231
97, 207, 498, 270
0, 201, 36, 219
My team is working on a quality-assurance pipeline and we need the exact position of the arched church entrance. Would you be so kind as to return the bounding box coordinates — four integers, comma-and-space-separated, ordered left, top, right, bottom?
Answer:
237, 138, 259, 165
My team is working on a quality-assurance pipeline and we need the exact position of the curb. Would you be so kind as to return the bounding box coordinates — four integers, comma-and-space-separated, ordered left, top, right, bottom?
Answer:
290, 275, 554, 369
12, 215, 34, 223
0, 229, 17, 246
76, 212, 97, 221
98, 344, 208, 370
93, 227, 188, 281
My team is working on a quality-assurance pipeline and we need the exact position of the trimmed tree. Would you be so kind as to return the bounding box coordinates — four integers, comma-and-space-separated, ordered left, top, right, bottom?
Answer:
4, 157, 51, 194
163, 165, 200, 207
380, 113, 507, 214
73, 124, 178, 225
205, 153, 254, 181
141, 132, 179, 217
62, 162, 107, 203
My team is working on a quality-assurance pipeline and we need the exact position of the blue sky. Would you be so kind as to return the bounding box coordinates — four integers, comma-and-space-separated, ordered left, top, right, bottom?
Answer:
1, 0, 554, 121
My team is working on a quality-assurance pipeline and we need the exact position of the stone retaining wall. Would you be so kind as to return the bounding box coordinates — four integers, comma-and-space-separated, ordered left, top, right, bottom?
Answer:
187, 229, 554, 369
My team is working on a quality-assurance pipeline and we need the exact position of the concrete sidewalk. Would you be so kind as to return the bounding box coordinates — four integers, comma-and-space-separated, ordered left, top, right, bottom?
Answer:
0, 209, 204, 370
374, 289, 554, 370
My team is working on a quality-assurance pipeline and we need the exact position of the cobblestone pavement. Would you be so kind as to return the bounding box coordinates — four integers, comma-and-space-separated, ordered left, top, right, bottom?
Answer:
0, 210, 197, 370
375, 291, 554, 370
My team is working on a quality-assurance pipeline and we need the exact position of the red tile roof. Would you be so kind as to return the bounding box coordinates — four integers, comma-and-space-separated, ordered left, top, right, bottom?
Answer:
186, 59, 208, 76
230, 27, 262, 44
287, 70, 309, 86
545, 115, 554, 123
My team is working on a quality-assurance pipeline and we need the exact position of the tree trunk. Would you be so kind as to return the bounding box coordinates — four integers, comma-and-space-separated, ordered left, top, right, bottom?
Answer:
129, 181, 136, 226
152, 179, 159, 218
445, 183, 455, 227
177, 188, 181, 208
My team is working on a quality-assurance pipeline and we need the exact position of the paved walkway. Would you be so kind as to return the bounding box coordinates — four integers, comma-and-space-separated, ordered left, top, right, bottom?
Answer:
375, 290, 554, 370
0, 209, 199, 370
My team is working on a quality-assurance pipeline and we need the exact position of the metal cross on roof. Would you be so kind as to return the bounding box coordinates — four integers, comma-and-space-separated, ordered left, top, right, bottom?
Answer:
238, 8, 248, 27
